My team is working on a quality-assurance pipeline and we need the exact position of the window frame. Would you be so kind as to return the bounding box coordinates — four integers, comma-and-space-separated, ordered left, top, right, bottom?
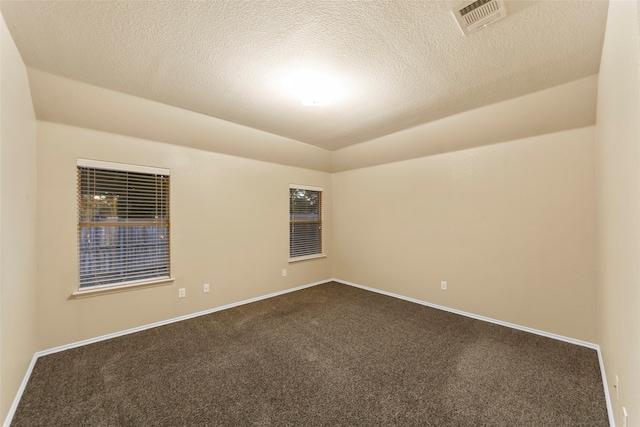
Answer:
74, 159, 173, 296
289, 184, 325, 262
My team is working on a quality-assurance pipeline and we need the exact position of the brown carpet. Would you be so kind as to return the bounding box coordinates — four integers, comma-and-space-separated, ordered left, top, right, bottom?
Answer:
11, 282, 608, 426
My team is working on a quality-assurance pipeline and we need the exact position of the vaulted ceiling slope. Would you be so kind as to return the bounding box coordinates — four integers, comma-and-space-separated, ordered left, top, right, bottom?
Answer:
1, 1, 608, 151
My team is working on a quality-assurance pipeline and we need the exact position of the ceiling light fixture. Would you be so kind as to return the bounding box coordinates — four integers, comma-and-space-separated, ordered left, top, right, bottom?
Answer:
282, 70, 343, 106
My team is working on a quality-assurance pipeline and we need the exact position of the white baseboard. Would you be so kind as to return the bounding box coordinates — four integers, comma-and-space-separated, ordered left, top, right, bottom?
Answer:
37, 278, 332, 358
332, 278, 598, 348
2, 278, 331, 427
2, 353, 39, 427
331, 278, 615, 427
4, 277, 614, 427
597, 346, 616, 427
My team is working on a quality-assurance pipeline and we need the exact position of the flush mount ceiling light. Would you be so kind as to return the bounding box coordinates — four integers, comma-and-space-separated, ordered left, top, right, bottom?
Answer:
282, 70, 344, 106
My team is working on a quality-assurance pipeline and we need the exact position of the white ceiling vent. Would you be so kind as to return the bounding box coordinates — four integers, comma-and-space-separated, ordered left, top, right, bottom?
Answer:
452, 0, 507, 35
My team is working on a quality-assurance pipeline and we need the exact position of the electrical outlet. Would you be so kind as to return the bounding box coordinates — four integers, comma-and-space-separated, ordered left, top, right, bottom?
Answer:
440, 281, 447, 291
282, 269, 287, 277
178, 288, 186, 298
203, 283, 210, 293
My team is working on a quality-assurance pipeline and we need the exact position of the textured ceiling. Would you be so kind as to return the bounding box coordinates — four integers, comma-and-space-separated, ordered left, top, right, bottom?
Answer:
1, 0, 608, 151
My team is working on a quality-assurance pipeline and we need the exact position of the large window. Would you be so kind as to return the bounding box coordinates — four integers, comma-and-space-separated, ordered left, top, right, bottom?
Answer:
77, 159, 171, 290
289, 185, 323, 260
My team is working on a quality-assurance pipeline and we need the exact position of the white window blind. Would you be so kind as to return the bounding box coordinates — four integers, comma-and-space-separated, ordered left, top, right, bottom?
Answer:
77, 161, 170, 289
290, 185, 322, 259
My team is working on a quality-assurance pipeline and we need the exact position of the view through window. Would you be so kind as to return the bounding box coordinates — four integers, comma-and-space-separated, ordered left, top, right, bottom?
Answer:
77, 160, 170, 289
289, 185, 322, 259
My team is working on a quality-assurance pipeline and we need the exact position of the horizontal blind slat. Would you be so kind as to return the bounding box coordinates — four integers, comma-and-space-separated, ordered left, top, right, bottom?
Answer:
289, 187, 322, 258
78, 164, 170, 289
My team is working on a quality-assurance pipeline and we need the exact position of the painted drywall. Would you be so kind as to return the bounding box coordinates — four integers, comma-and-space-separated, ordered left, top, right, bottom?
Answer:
36, 121, 332, 350
332, 75, 598, 172
596, 0, 640, 425
333, 127, 597, 342
26, 67, 600, 176
0, 14, 37, 424
26, 68, 332, 173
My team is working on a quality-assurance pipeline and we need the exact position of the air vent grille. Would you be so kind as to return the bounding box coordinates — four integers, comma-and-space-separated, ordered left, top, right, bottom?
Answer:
459, 0, 494, 18
461, 0, 499, 25
452, 0, 507, 35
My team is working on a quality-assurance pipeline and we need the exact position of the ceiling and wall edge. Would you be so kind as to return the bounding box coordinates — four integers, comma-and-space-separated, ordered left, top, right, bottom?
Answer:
333, 74, 598, 172
27, 67, 598, 174
26, 67, 333, 173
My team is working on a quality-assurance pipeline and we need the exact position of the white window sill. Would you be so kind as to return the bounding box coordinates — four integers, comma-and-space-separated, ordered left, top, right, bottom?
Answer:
288, 254, 326, 263
72, 277, 175, 299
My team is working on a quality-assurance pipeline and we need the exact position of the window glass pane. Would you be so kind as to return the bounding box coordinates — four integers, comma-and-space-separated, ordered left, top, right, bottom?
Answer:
78, 164, 170, 289
290, 188, 322, 258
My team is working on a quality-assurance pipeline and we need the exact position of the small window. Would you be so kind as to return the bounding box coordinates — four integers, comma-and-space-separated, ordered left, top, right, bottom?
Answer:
77, 159, 170, 290
289, 185, 323, 260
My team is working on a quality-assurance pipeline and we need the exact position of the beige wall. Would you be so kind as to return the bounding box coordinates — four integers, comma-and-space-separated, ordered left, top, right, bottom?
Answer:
334, 127, 597, 342
596, 0, 640, 425
27, 68, 332, 173
36, 121, 332, 350
0, 5, 619, 424
332, 75, 598, 172
0, 14, 38, 423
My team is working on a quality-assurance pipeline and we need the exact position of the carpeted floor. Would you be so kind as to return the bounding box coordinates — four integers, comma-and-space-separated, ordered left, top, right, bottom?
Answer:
12, 282, 609, 426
